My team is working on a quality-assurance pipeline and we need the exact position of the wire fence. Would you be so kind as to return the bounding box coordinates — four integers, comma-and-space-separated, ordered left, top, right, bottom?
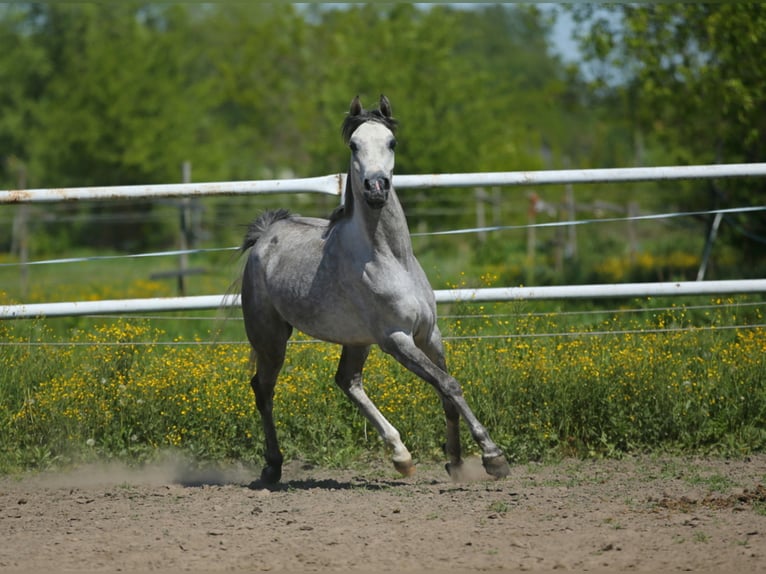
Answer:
3, 324, 765, 347
2, 299, 762, 346
2, 204, 764, 269
2, 162, 764, 327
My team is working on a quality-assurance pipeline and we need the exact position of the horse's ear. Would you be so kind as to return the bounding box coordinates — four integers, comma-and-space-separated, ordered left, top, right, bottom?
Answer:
379, 94, 392, 118
349, 95, 363, 117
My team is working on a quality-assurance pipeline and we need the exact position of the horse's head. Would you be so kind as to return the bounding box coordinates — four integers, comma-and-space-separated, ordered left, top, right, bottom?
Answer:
342, 95, 398, 210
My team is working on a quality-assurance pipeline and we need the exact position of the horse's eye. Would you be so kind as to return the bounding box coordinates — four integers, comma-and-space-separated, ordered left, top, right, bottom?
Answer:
349, 141, 359, 153
388, 138, 397, 151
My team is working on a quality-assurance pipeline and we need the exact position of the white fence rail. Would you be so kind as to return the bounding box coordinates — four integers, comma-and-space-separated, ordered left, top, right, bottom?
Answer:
0, 174, 345, 203
1, 163, 764, 319
3, 163, 766, 203
3, 280, 766, 320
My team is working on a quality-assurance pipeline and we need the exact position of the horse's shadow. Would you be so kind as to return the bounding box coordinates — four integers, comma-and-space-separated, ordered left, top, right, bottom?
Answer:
246, 477, 407, 492
172, 467, 409, 491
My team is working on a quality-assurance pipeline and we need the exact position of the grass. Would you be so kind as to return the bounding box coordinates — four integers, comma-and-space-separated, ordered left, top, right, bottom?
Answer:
1, 294, 765, 473
487, 500, 510, 514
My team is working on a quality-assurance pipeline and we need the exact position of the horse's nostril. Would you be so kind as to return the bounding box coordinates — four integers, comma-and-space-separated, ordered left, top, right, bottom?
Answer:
364, 177, 390, 192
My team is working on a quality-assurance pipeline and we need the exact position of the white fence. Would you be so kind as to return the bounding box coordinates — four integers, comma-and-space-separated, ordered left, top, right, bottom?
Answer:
2, 280, 766, 320
1, 163, 765, 319
4, 163, 766, 203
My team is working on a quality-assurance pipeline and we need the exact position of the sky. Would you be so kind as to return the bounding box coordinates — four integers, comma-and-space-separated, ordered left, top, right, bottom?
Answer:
548, 6, 581, 62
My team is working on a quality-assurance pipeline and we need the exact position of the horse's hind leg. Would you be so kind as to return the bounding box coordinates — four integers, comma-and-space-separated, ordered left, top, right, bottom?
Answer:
420, 329, 463, 475
248, 321, 292, 484
334, 345, 414, 476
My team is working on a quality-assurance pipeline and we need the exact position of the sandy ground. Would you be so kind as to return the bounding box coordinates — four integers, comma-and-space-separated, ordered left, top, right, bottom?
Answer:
1, 454, 764, 573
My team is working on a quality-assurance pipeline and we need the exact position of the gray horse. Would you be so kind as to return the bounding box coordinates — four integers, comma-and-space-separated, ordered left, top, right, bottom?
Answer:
240, 95, 510, 484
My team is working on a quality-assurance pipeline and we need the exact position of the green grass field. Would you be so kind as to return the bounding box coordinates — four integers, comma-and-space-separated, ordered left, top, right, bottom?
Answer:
1, 294, 764, 473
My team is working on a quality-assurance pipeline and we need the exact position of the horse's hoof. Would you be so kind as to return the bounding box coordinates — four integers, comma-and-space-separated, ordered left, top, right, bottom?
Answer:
393, 458, 416, 477
482, 454, 510, 479
260, 464, 282, 484
445, 461, 463, 478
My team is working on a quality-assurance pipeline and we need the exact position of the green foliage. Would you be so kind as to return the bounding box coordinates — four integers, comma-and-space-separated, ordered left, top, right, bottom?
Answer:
0, 4, 584, 252
570, 4, 766, 265
1, 4, 762, 272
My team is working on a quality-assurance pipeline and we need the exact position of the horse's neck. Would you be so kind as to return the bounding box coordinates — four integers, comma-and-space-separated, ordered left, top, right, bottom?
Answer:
349, 189, 414, 263
374, 191, 414, 261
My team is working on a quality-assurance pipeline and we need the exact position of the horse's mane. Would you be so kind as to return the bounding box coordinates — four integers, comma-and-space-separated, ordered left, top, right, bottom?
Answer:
326, 177, 351, 230
341, 108, 397, 145
240, 208, 291, 253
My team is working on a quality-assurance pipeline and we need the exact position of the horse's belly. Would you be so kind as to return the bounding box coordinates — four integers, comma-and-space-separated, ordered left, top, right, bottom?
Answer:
276, 295, 377, 345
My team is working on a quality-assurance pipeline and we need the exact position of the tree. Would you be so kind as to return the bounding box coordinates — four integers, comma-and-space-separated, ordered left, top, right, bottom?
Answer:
571, 4, 766, 272
0, 4, 583, 251
199, 4, 312, 180
0, 5, 50, 189
19, 4, 214, 249
27, 4, 203, 187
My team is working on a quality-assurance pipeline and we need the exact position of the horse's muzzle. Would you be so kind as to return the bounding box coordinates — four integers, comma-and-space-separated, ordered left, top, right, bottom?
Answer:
364, 176, 391, 209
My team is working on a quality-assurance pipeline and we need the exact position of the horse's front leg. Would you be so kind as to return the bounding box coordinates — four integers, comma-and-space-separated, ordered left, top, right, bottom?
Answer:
335, 345, 414, 477
381, 331, 510, 479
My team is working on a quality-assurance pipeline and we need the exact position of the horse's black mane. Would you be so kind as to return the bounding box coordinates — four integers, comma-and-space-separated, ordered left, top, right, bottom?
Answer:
326, 177, 353, 230
341, 108, 397, 144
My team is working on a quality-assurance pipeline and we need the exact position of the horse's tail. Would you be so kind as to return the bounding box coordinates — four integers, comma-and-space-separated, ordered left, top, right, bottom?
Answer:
240, 208, 292, 254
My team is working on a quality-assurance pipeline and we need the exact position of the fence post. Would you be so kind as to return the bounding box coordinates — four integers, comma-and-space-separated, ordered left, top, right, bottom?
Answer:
10, 163, 29, 298
697, 211, 723, 281
627, 200, 639, 265
178, 161, 192, 296
475, 187, 487, 243
565, 184, 577, 260
526, 191, 538, 285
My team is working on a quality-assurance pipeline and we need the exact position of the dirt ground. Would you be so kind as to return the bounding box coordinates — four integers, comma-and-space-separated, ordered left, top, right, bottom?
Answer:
1, 454, 764, 573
